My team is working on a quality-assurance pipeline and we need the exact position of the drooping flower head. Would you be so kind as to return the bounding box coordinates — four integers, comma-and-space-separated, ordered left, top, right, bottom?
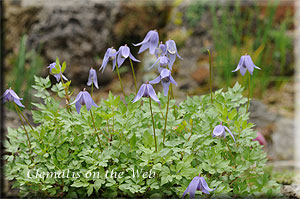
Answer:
253, 132, 267, 146
232, 54, 261, 76
1, 88, 25, 108
149, 54, 169, 70
47, 62, 68, 82
212, 124, 236, 143
154, 42, 167, 58
87, 67, 99, 89
182, 175, 216, 199
99, 47, 117, 73
70, 89, 98, 114
133, 29, 159, 55
132, 82, 160, 104
116, 44, 140, 68
149, 68, 177, 96
166, 39, 183, 70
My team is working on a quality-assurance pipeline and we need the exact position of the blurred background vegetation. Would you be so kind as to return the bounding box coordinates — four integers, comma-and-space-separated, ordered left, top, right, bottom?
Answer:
3, 0, 294, 105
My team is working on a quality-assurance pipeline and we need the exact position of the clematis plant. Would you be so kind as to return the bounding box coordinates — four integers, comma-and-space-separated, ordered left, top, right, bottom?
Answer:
47, 62, 68, 82
212, 123, 236, 143
133, 82, 159, 152
2, 88, 25, 108
70, 88, 98, 114
182, 175, 216, 199
99, 47, 117, 72
87, 67, 99, 96
232, 54, 261, 112
149, 68, 177, 97
154, 42, 167, 58
133, 29, 159, 55
166, 39, 182, 70
2, 88, 33, 155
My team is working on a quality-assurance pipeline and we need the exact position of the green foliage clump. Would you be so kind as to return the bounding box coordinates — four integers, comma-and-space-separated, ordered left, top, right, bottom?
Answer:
5, 76, 280, 198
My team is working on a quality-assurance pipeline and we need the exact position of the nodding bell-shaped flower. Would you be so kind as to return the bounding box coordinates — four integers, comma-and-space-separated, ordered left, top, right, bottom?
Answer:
182, 175, 216, 199
232, 54, 261, 76
253, 132, 267, 146
70, 89, 98, 114
47, 62, 68, 82
166, 39, 182, 70
116, 44, 140, 68
99, 47, 117, 73
87, 67, 99, 89
132, 82, 160, 104
149, 68, 177, 96
133, 29, 159, 55
212, 124, 236, 143
154, 42, 167, 58
149, 54, 169, 70
1, 88, 25, 108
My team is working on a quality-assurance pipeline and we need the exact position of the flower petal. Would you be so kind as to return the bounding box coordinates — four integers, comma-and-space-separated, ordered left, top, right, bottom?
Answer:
213, 125, 225, 137
138, 42, 150, 54
14, 99, 25, 108
70, 92, 83, 105
170, 75, 178, 86
129, 53, 140, 63
149, 32, 159, 55
133, 30, 153, 47
132, 84, 146, 103
147, 84, 160, 104
148, 57, 160, 70
75, 102, 82, 114
182, 176, 201, 199
149, 76, 161, 84
121, 46, 130, 58
168, 54, 176, 70
200, 177, 216, 193
224, 126, 236, 143
161, 81, 170, 96
117, 52, 126, 68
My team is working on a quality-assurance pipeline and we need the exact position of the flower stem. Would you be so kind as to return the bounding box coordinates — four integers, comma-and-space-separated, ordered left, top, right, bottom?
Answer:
247, 73, 250, 112
170, 84, 174, 99
60, 74, 71, 111
187, 120, 193, 141
14, 103, 32, 154
129, 58, 138, 94
208, 49, 213, 103
163, 89, 170, 142
115, 63, 125, 97
149, 98, 157, 152
15, 105, 34, 131
91, 82, 94, 98
224, 139, 234, 160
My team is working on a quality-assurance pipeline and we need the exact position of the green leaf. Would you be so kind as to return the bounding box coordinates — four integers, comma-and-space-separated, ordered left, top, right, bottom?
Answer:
61, 61, 66, 73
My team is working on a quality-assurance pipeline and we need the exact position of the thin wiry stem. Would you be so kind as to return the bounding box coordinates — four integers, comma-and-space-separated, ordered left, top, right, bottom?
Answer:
247, 73, 250, 112
90, 110, 102, 151
91, 81, 94, 98
208, 49, 213, 103
163, 88, 170, 142
129, 58, 138, 94
15, 105, 33, 131
149, 98, 157, 152
115, 63, 125, 97
14, 103, 32, 155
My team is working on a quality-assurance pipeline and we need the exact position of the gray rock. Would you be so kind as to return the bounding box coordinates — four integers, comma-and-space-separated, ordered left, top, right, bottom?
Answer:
281, 184, 300, 199
272, 117, 295, 160
249, 99, 278, 128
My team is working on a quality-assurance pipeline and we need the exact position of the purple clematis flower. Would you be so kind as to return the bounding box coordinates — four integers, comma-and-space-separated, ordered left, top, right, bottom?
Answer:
232, 54, 261, 76
166, 39, 182, 70
213, 124, 236, 143
87, 67, 99, 89
132, 82, 160, 104
70, 89, 98, 114
116, 44, 140, 68
149, 68, 177, 96
1, 88, 25, 107
154, 42, 167, 58
99, 47, 117, 72
47, 62, 68, 82
182, 175, 216, 199
133, 29, 159, 55
253, 132, 267, 146
149, 54, 169, 70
